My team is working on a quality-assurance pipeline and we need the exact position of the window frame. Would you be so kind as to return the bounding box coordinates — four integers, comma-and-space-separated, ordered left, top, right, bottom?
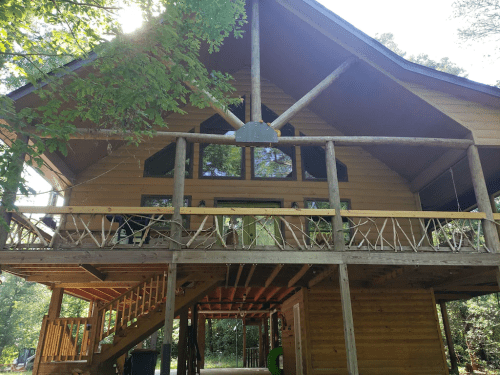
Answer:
303, 198, 352, 245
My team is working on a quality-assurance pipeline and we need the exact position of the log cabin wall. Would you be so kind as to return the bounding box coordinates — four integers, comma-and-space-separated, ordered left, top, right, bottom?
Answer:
281, 286, 449, 375
70, 70, 418, 222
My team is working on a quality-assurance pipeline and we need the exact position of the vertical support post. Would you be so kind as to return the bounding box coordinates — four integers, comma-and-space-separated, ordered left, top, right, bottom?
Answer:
325, 141, 345, 251
197, 314, 205, 371
161, 263, 177, 375
258, 320, 263, 367
263, 315, 269, 367
190, 304, 198, 375
170, 137, 187, 250
251, 0, 262, 122
467, 145, 500, 253
339, 264, 359, 375
150, 331, 159, 350
52, 188, 72, 248
0, 133, 29, 249
242, 320, 247, 367
32, 316, 49, 375
270, 311, 279, 349
440, 302, 459, 374
48, 288, 64, 319
178, 308, 188, 375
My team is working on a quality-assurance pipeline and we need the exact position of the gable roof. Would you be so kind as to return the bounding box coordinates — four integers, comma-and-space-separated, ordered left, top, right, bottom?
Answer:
6, 0, 500, 211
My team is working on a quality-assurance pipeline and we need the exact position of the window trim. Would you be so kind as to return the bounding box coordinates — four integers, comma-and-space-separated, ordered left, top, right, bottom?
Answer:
140, 194, 192, 230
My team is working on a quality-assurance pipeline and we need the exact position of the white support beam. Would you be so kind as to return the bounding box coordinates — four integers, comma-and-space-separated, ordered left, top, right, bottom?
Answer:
251, 0, 262, 122
271, 58, 357, 130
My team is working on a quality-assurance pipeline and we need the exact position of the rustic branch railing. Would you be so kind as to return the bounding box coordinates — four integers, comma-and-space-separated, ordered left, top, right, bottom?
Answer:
245, 347, 260, 368
98, 273, 167, 342
6, 207, 493, 253
40, 317, 91, 363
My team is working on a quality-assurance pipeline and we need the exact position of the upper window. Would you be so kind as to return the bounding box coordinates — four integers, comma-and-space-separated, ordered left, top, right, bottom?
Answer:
143, 129, 194, 178
300, 132, 348, 182
199, 100, 245, 179
305, 199, 351, 245
252, 105, 296, 180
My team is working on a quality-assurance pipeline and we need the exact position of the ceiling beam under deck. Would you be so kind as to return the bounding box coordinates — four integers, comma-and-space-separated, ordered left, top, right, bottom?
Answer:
287, 264, 311, 288
264, 264, 283, 288
3, 250, 500, 267
79, 264, 107, 281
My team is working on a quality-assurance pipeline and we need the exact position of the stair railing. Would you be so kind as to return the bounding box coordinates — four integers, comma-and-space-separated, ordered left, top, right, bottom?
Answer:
97, 273, 167, 342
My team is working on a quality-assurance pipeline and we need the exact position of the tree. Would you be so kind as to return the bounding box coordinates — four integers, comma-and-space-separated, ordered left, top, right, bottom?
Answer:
0, 0, 247, 215
453, 0, 500, 50
375, 33, 468, 77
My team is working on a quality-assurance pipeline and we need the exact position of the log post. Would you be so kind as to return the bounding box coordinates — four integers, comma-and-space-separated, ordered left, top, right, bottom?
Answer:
326, 141, 345, 251
32, 316, 49, 375
178, 308, 188, 375
339, 264, 359, 375
0, 133, 29, 249
161, 263, 177, 375
190, 304, 198, 375
258, 320, 264, 367
197, 314, 205, 371
440, 302, 459, 374
242, 320, 247, 367
48, 288, 64, 319
52, 188, 72, 249
467, 145, 500, 253
170, 137, 187, 250
263, 315, 269, 367
251, 0, 262, 122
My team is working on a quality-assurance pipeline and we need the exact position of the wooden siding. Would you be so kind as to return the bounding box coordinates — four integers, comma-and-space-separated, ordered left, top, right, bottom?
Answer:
70, 70, 418, 223
281, 286, 449, 375
403, 83, 500, 147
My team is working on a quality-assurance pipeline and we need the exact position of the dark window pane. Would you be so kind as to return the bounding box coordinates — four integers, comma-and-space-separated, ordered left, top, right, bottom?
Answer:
141, 195, 190, 229
144, 132, 193, 178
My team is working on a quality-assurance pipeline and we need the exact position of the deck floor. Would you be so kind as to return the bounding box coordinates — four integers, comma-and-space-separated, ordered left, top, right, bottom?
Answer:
155, 369, 271, 375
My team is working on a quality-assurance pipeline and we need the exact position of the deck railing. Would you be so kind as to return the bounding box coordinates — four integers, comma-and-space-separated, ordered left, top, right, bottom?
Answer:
40, 317, 91, 363
5, 207, 497, 253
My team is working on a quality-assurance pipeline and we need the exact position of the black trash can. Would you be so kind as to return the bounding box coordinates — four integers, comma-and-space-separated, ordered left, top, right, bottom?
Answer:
127, 349, 158, 375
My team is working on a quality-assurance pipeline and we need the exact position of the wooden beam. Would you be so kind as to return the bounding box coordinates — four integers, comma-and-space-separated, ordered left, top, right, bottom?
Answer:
3, 250, 500, 266
371, 267, 405, 286
234, 264, 244, 288
171, 137, 186, 250
467, 145, 500, 252
287, 264, 311, 288
338, 264, 359, 375
440, 302, 459, 374
48, 287, 64, 319
79, 264, 107, 281
161, 263, 177, 375
434, 285, 500, 292
178, 309, 188, 375
251, 0, 262, 122
27, 128, 474, 148
198, 314, 206, 370
308, 265, 337, 288
326, 141, 345, 251
271, 58, 357, 130
410, 149, 466, 192
245, 264, 257, 288
265, 264, 283, 288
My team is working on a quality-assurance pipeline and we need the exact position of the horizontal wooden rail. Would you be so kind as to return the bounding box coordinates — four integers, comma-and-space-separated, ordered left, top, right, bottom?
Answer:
12, 206, 488, 219
25, 127, 474, 149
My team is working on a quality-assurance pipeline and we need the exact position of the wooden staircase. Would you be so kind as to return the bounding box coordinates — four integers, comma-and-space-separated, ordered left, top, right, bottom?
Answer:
35, 273, 222, 375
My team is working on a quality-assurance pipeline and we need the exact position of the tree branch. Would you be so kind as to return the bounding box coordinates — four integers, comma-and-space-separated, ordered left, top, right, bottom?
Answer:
56, 0, 121, 11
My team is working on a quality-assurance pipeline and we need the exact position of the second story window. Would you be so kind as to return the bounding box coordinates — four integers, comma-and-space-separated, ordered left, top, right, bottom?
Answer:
252, 105, 296, 180
199, 100, 245, 179
141, 195, 191, 230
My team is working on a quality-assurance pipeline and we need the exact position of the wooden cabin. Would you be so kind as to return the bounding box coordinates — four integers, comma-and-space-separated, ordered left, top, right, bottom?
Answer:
2, 0, 500, 374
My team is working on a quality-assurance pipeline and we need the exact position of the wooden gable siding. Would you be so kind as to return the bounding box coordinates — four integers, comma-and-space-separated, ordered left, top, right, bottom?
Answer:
70, 71, 418, 234
282, 287, 448, 375
403, 83, 500, 147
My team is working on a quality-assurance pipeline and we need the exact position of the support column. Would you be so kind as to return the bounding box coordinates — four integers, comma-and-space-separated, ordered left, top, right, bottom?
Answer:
440, 302, 459, 375
263, 316, 269, 367
170, 137, 187, 250
197, 314, 205, 371
189, 304, 198, 375
0, 133, 29, 249
467, 145, 500, 252
326, 141, 345, 251
242, 320, 247, 367
339, 264, 359, 375
270, 312, 279, 349
258, 320, 264, 367
161, 263, 177, 375
52, 188, 72, 248
178, 308, 188, 375
251, 0, 262, 122
48, 288, 64, 319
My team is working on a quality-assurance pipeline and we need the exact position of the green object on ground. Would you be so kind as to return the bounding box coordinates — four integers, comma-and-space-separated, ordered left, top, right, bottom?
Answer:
267, 347, 283, 375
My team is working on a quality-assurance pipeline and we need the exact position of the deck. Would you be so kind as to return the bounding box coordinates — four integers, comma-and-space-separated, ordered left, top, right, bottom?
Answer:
157, 369, 271, 375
